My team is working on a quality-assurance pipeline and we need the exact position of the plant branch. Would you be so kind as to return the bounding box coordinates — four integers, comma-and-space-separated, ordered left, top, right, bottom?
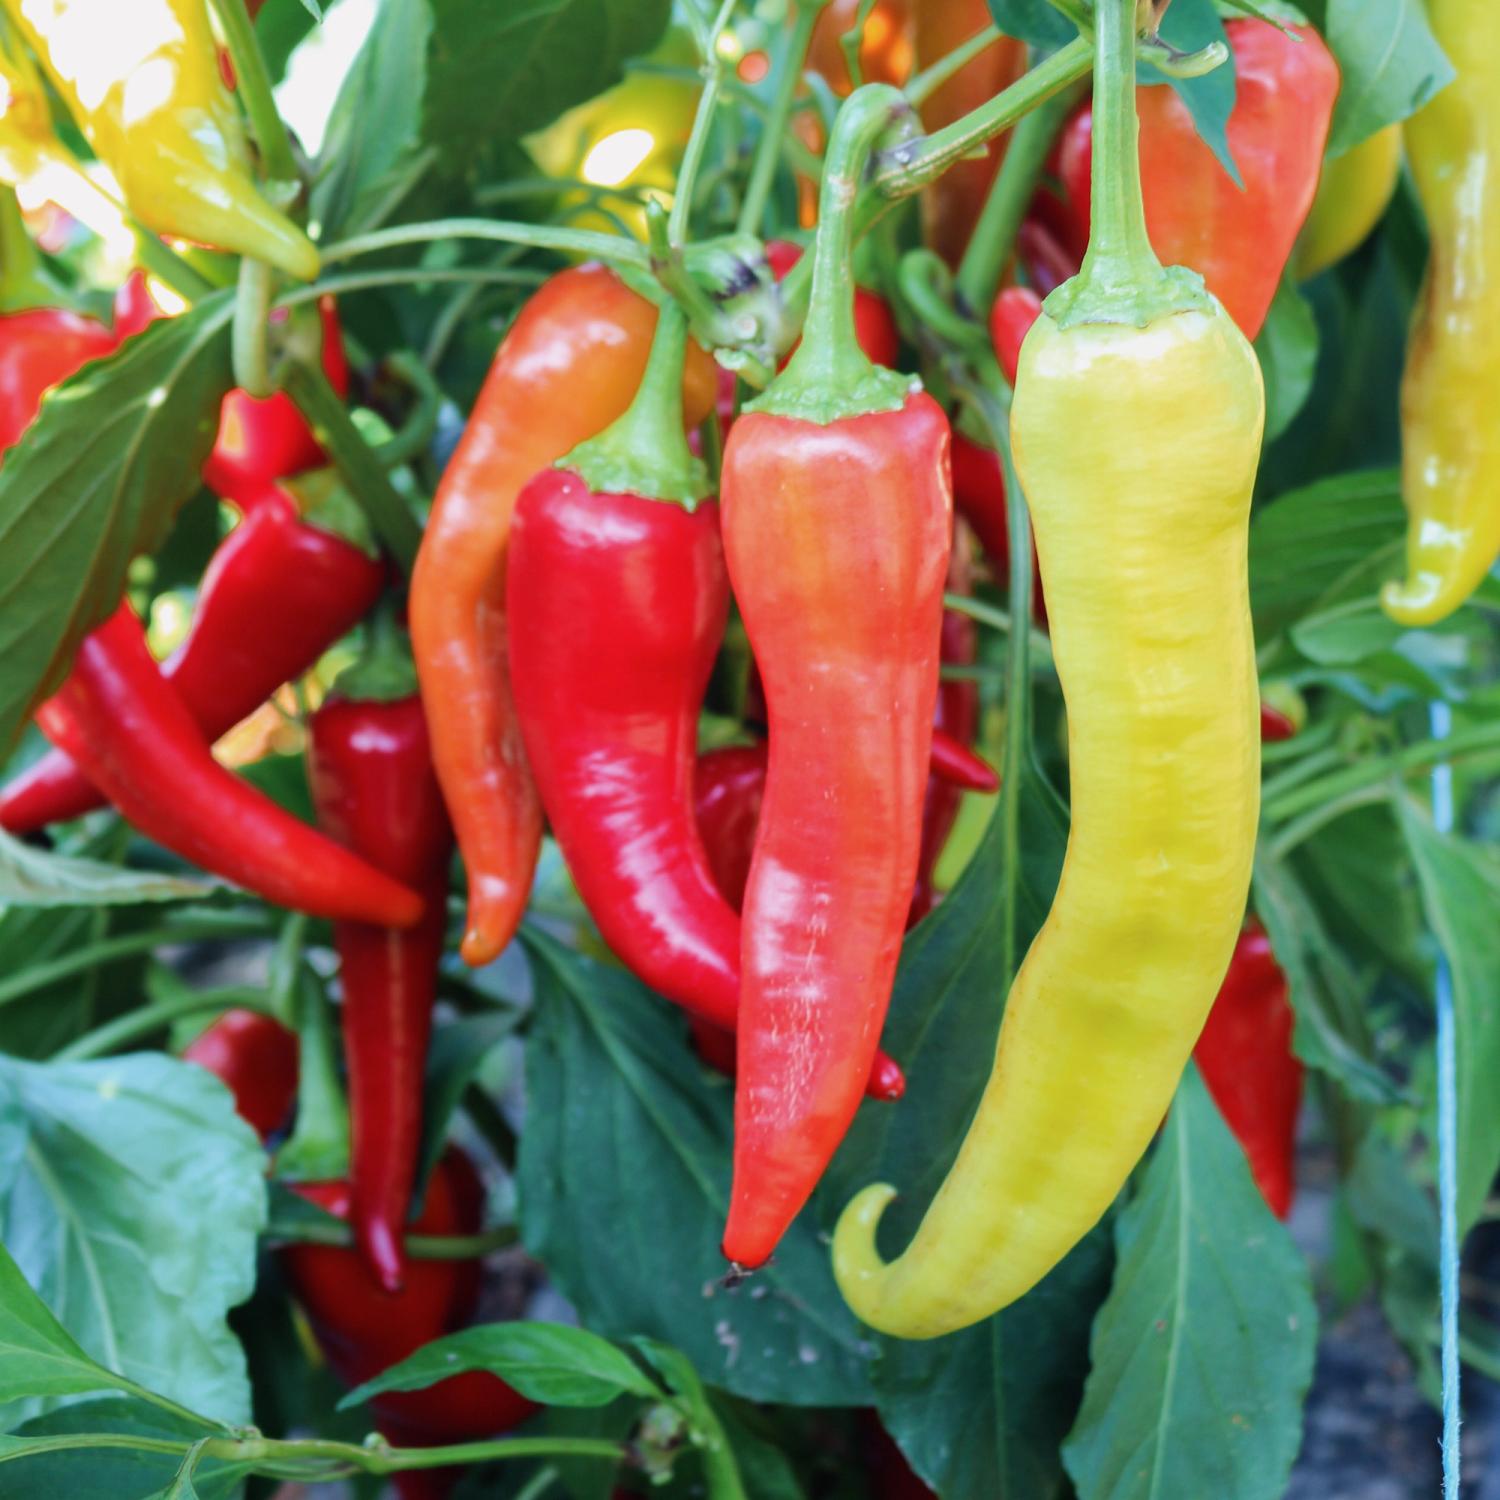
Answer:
209, 0, 301, 192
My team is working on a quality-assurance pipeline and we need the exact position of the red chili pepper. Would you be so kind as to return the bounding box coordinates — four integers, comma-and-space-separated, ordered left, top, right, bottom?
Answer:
1056, 20, 1339, 339
183, 1008, 299, 1140
34, 603, 423, 926
1193, 920, 1302, 1218
1260, 701, 1298, 742
282, 1147, 536, 1499
0, 484, 384, 833
307, 671, 454, 1292
508, 308, 906, 1102
115, 275, 350, 502
0, 306, 116, 454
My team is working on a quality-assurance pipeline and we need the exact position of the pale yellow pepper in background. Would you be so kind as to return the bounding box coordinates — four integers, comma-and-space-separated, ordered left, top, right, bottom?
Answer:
2, 0, 318, 280
1382, 0, 1500, 626
1295, 123, 1401, 280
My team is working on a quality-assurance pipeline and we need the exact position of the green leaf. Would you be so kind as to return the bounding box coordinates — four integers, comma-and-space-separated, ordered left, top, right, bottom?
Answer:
1323, 0, 1455, 158
1249, 468, 1404, 639
1141, 0, 1238, 185
0, 1054, 265, 1426
985, 0, 1077, 48
515, 930, 875, 1408
1062, 1068, 1318, 1500
2, 1398, 244, 1500
1288, 597, 1473, 700
416, 1010, 519, 1189
423, 0, 675, 160
0, 296, 234, 760
0, 831, 214, 909
0, 1242, 124, 1406
1255, 276, 1318, 443
344, 1322, 662, 1410
1394, 796, 1500, 1235
255, 0, 324, 85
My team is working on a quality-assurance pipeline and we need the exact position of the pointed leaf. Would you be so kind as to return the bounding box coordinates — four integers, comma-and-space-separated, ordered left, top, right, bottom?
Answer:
1324, 0, 1455, 158
0, 830, 214, 908
0, 1242, 123, 1405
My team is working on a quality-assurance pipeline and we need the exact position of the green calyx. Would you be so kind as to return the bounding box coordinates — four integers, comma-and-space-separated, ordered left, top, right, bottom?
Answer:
750, 84, 917, 425
563, 301, 709, 509
284, 467, 380, 560
333, 603, 419, 704
1044, 0, 1215, 330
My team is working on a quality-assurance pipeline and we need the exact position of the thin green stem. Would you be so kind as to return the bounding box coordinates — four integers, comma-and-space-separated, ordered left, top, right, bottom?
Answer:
513, 1464, 561, 1500
233, 256, 274, 398
277, 964, 350, 1183
0, 1433, 196, 1465
266, 1214, 519, 1258
838, 0, 879, 90
133, 231, 216, 304
284, 361, 424, 572
54, 988, 268, 1063
907, 24, 1002, 108
321, 221, 649, 273
956, 83, 1081, 311
374, 352, 443, 469
206, 1435, 630, 1474
209, 0, 301, 191
668, 0, 738, 244
1266, 785, 1392, 862
737, 0, 826, 236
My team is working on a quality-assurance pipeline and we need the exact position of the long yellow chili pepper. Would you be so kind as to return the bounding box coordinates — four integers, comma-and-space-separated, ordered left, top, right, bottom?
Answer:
832, 0, 1263, 1340
2, 0, 318, 280
1382, 0, 1500, 626
1295, 124, 1401, 281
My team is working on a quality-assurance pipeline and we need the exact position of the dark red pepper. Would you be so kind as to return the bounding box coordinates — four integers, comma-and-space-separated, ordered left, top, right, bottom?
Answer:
34, 603, 423, 926
0, 306, 116, 454
1260, 701, 1298, 742
307, 668, 454, 1292
183, 1008, 299, 1140
1193, 920, 1302, 1218
1, 483, 384, 833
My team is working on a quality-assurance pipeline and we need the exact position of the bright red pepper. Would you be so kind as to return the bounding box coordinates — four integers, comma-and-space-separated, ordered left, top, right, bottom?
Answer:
307, 677, 454, 1292
1193, 921, 1301, 1218
1260, 701, 1298, 743
282, 1147, 536, 1499
1056, 20, 1340, 339
115, 275, 350, 502
0, 306, 116, 454
0, 484, 384, 833
183, 1008, 299, 1141
34, 603, 422, 926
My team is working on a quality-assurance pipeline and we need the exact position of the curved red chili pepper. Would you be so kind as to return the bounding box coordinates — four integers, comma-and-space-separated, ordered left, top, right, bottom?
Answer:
35, 604, 423, 926
720, 391, 952, 1267
1055, 20, 1339, 340
0, 487, 384, 833
183, 1008, 299, 1141
508, 468, 907, 1102
307, 689, 454, 1292
0, 307, 117, 454
1193, 920, 1301, 1218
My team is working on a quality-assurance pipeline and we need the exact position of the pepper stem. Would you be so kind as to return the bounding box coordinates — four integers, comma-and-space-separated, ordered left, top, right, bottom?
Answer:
276, 962, 351, 1183
1044, 0, 1211, 328
334, 600, 419, 704
562, 300, 708, 508
751, 84, 914, 424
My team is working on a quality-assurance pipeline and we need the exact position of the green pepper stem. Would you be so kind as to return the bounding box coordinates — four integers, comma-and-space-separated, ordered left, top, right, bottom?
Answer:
753, 84, 913, 423
335, 600, 419, 704
563, 300, 708, 506
209, 0, 301, 196
276, 964, 351, 1183
668, 0, 737, 244
906, 23, 1001, 108
53, 987, 269, 1064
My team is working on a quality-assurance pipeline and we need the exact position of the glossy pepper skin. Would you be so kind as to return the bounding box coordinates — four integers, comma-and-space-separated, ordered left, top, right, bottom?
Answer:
1057, 21, 1340, 339
282, 1148, 537, 1498
720, 392, 952, 1267
1, 485, 384, 832
1296, 124, 1402, 281
410, 266, 715, 967
1383, 0, 1500, 626
914, 0, 1026, 265
307, 689, 454, 1293
835, 7, 1264, 1329
183, 1008, 299, 1141
0, 307, 115, 452
2, 0, 318, 279
35, 604, 423, 927
1194, 921, 1301, 1218
509, 469, 906, 1102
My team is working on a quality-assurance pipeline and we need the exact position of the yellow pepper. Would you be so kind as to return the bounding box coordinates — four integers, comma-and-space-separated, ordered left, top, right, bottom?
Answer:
832, 0, 1263, 1339
0, 10, 66, 185
1382, 0, 1500, 626
2, 0, 318, 280
1295, 124, 1401, 280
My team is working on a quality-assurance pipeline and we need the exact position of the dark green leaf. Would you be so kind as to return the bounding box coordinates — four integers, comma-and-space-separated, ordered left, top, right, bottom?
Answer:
1062, 1068, 1317, 1500
0, 830, 214, 908
1255, 276, 1318, 442
1324, 0, 1455, 158
0, 296, 234, 760
985, 0, 1076, 49
417, 1011, 519, 1189
515, 931, 875, 1407
1395, 796, 1500, 1234
255, 0, 325, 86
0, 1054, 265, 1426
1141, 0, 1238, 184
344, 1322, 662, 1409
1249, 468, 1404, 639
423, 0, 674, 165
